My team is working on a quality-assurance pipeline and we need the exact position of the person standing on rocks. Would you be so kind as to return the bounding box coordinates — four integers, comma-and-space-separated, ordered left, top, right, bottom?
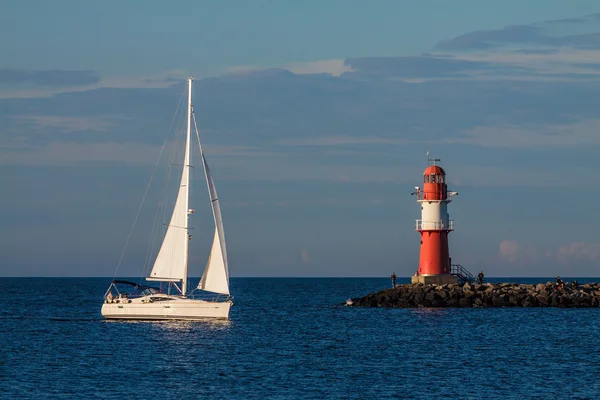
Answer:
390, 272, 397, 288
556, 276, 564, 289
477, 271, 484, 284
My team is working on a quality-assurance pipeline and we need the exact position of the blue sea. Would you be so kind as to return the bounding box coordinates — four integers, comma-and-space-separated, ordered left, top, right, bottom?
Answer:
2, 277, 600, 399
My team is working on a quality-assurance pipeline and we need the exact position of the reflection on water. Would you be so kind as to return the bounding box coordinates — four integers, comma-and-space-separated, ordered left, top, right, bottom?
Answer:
102, 318, 233, 330
153, 318, 233, 331
411, 307, 453, 317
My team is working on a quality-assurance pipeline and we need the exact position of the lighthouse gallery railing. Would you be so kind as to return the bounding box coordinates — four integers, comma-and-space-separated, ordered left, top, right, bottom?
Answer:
415, 220, 454, 231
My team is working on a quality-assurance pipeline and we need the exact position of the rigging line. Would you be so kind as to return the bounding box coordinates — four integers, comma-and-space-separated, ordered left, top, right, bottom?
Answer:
111, 87, 187, 283
191, 106, 210, 193
192, 108, 220, 217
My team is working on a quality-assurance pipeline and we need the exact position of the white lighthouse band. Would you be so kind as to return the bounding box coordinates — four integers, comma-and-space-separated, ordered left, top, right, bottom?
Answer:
415, 195, 457, 232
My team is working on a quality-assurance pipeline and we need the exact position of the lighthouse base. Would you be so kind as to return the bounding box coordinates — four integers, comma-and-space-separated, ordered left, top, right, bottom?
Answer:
411, 274, 458, 285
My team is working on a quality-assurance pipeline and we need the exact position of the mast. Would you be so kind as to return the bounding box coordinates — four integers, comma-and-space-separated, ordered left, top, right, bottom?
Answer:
181, 76, 193, 295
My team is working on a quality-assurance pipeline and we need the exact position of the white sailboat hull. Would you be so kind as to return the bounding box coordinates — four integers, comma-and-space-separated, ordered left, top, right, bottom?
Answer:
101, 296, 231, 320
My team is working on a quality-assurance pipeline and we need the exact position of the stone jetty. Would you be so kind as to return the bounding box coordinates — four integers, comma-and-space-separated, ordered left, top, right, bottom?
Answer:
346, 282, 600, 308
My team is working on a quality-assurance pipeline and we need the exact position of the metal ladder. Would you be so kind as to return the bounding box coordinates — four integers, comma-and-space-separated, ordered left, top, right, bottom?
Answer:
451, 264, 476, 284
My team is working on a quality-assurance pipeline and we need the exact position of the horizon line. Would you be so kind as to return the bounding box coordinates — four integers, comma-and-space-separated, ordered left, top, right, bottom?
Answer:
2, 276, 599, 279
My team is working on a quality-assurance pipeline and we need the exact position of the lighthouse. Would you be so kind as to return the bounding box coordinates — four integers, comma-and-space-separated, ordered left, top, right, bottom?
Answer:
411, 155, 459, 285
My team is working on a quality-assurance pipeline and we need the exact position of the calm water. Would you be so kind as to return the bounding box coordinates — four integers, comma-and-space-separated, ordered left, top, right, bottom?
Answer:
2, 277, 600, 399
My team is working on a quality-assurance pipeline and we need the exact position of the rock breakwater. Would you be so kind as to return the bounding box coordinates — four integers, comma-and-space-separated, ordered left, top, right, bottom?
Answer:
346, 282, 600, 308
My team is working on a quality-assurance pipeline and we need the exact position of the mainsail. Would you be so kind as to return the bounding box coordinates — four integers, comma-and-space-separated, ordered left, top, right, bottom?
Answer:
148, 80, 192, 284
147, 154, 190, 282
197, 152, 230, 295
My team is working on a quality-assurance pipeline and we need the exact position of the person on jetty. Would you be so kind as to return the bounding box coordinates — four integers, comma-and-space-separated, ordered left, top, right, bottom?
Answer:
556, 276, 564, 289
390, 272, 397, 288
572, 279, 579, 289
477, 271, 484, 284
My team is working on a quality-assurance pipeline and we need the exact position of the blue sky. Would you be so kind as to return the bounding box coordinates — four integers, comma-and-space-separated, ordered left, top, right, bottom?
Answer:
3, 0, 600, 75
2, 1, 600, 277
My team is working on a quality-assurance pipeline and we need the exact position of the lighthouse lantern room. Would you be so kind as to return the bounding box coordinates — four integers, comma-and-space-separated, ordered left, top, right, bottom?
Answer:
411, 155, 459, 285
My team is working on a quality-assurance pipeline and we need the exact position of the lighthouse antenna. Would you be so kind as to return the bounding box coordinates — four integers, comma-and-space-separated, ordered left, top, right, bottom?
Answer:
426, 151, 441, 166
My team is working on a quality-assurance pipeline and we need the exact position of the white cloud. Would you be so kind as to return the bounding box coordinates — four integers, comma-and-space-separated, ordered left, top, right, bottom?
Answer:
498, 240, 538, 263
283, 59, 352, 76
222, 59, 352, 78
499, 240, 519, 262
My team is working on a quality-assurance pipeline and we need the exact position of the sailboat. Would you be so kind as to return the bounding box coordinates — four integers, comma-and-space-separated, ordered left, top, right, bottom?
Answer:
101, 77, 233, 320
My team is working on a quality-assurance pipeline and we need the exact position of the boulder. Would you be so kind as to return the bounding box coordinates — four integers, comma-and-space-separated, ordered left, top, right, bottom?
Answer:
535, 283, 546, 293
536, 295, 549, 306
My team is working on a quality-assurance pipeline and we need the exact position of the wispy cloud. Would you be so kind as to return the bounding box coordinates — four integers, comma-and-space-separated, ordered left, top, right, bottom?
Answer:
0, 70, 187, 99
345, 56, 501, 78
449, 118, 600, 148
0, 140, 271, 166
12, 115, 127, 134
556, 242, 600, 264
0, 141, 162, 166
425, 14, 600, 83
437, 14, 600, 50
0, 69, 100, 87
276, 136, 411, 147
499, 239, 600, 266
276, 118, 600, 149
